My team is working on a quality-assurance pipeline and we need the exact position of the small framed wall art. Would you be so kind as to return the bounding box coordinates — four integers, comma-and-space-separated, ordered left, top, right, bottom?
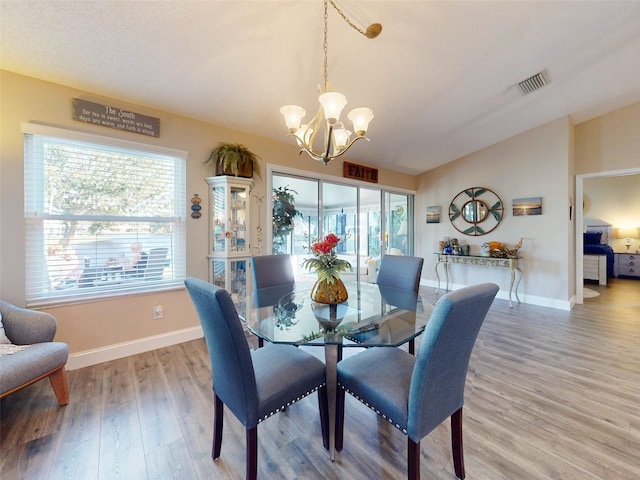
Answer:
512, 197, 542, 216
426, 206, 441, 224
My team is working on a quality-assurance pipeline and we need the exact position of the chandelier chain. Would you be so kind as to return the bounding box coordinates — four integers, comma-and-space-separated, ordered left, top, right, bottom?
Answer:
280, 0, 377, 165
324, 0, 373, 90
328, 0, 369, 37
323, 0, 328, 90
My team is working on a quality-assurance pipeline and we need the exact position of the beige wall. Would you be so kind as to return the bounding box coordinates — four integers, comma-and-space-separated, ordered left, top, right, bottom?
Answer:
2, 69, 637, 359
584, 174, 640, 253
568, 122, 577, 299
575, 101, 640, 175
0, 70, 414, 358
416, 118, 574, 308
575, 100, 640, 257
415, 101, 640, 308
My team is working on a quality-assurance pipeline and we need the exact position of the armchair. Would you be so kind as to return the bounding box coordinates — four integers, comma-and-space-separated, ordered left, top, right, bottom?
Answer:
0, 300, 69, 405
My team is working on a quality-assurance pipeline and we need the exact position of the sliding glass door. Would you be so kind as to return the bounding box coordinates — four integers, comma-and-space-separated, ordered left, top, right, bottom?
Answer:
270, 172, 413, 282
385, 192, 413, 256
272, 175, 319, 257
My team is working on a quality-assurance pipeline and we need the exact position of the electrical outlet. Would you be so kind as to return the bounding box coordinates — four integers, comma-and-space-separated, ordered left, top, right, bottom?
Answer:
153, 304, 164, 319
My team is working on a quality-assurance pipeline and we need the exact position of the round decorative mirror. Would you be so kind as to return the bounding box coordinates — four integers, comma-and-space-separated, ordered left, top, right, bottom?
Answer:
462, 200, 488, 223
449, 187, 503, 236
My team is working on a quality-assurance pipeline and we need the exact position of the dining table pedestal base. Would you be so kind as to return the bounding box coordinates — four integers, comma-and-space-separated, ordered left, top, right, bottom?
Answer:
324, 342, 341, 461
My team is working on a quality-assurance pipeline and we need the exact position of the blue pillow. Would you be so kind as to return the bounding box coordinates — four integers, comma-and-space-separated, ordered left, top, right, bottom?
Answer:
584, 232, 602, 245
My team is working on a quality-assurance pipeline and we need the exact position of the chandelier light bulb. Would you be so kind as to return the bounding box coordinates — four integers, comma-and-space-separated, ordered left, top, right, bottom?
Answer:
319, 92, 347, 124
294, 124, 314, 145
280, 105, 306, 133
333, 128, 352, 151
348, 107, 374, 136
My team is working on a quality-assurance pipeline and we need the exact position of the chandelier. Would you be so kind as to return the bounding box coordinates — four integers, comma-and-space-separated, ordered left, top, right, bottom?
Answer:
280, 0, 381, 165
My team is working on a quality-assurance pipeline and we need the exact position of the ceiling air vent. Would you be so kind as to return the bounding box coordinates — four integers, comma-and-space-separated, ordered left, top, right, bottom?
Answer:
518, 72, 548, 95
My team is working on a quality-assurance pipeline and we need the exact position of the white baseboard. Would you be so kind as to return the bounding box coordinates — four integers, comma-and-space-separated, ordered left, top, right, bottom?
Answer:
66, 326, 204, 370
66, 279, 574, 371
420, 280, 572, 311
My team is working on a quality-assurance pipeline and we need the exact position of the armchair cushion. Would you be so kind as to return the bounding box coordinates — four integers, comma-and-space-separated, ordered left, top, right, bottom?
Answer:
0, 312, 10, 343
0, 343, 69, 395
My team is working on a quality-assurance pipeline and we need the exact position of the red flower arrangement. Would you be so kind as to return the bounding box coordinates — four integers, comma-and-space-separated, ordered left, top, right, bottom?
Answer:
303, 233, 352, 284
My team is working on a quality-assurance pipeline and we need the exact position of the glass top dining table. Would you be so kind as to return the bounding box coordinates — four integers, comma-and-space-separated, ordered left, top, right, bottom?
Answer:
243, 279, 435, 461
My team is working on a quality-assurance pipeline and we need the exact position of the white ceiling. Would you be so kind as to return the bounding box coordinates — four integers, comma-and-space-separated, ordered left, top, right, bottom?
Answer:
2, 1, 640, 175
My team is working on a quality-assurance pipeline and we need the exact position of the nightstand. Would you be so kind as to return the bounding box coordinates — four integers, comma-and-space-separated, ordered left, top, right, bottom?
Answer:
614, 253, 639, 278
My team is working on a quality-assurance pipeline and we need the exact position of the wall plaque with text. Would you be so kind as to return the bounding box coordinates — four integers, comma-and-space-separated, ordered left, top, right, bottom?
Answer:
72, 98, 160, 137
343, 161, 378, 183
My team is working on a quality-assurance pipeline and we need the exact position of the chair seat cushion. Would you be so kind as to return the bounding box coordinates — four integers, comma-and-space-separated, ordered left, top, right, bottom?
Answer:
0, 342, 69, 394
338, 347, 415, 431
252, 343, 326, 420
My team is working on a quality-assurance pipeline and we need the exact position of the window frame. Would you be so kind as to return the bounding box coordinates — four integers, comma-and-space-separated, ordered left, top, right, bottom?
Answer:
22, 122, 187, 307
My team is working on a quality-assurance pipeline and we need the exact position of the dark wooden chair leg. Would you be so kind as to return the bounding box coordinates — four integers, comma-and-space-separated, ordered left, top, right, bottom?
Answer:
318, 386, 330, 449
408, 338, 415, 355
451, 407, 465, 479
335, 387, 346, 452
408, 437, 420, 480
246, 426, 258, 480
212, 394, 224, 460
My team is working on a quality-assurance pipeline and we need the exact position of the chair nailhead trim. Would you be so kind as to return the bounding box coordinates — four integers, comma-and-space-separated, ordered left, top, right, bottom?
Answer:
340, 385, 407, 435
258, 382, 326, 424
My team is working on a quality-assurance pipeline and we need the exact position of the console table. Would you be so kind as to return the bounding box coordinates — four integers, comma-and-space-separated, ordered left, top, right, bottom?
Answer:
435, 253, 523, 307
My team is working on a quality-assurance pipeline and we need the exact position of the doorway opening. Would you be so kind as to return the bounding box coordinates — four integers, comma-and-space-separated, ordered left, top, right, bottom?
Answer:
575, 168, 640, 303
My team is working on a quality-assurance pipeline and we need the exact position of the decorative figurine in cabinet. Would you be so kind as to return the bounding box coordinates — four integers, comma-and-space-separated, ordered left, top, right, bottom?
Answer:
205, 176, 253, 317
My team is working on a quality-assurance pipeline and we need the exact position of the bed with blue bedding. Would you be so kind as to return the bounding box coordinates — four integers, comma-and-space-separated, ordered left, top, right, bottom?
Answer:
583, 229, 614, 279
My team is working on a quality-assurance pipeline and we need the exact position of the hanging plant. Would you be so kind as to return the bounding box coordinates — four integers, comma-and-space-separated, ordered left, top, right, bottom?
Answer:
205, 142, 262, 179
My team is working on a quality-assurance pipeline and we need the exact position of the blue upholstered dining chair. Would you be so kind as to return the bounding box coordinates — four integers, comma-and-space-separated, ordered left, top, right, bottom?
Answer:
376, 255, 424, 353
250, 254, 295, 347
336, 283, 499, 480
376, 254, 424, 292
184, 278, 329, 480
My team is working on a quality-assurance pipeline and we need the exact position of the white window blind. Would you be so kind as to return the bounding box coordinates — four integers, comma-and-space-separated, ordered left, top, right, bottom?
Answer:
23, 123, 187, 306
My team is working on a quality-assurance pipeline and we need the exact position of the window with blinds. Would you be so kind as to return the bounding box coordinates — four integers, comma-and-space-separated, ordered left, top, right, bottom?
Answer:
23, 123, 187, 307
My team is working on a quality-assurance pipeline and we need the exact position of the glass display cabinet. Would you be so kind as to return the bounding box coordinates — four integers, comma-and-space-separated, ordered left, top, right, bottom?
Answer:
205, 176, 253, 317
209, 258, 249, 316
206, 176, 252, 256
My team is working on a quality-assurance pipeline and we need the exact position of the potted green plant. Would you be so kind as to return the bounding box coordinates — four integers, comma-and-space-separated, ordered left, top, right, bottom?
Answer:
272, 186, 301, 254
205, 142, 262, 179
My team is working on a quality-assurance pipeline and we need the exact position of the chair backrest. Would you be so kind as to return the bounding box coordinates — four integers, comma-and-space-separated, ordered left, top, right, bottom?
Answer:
250, 255, 295, 307
376, 255, 424, 292
251, 254, 294, 288
377, 284, 419, 311
184, 278, 259, 426
144, 247, 169, 281
407, 283, 498, 440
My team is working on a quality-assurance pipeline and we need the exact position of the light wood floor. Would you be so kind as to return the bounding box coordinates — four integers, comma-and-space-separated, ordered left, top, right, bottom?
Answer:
2, 278, 639, 479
